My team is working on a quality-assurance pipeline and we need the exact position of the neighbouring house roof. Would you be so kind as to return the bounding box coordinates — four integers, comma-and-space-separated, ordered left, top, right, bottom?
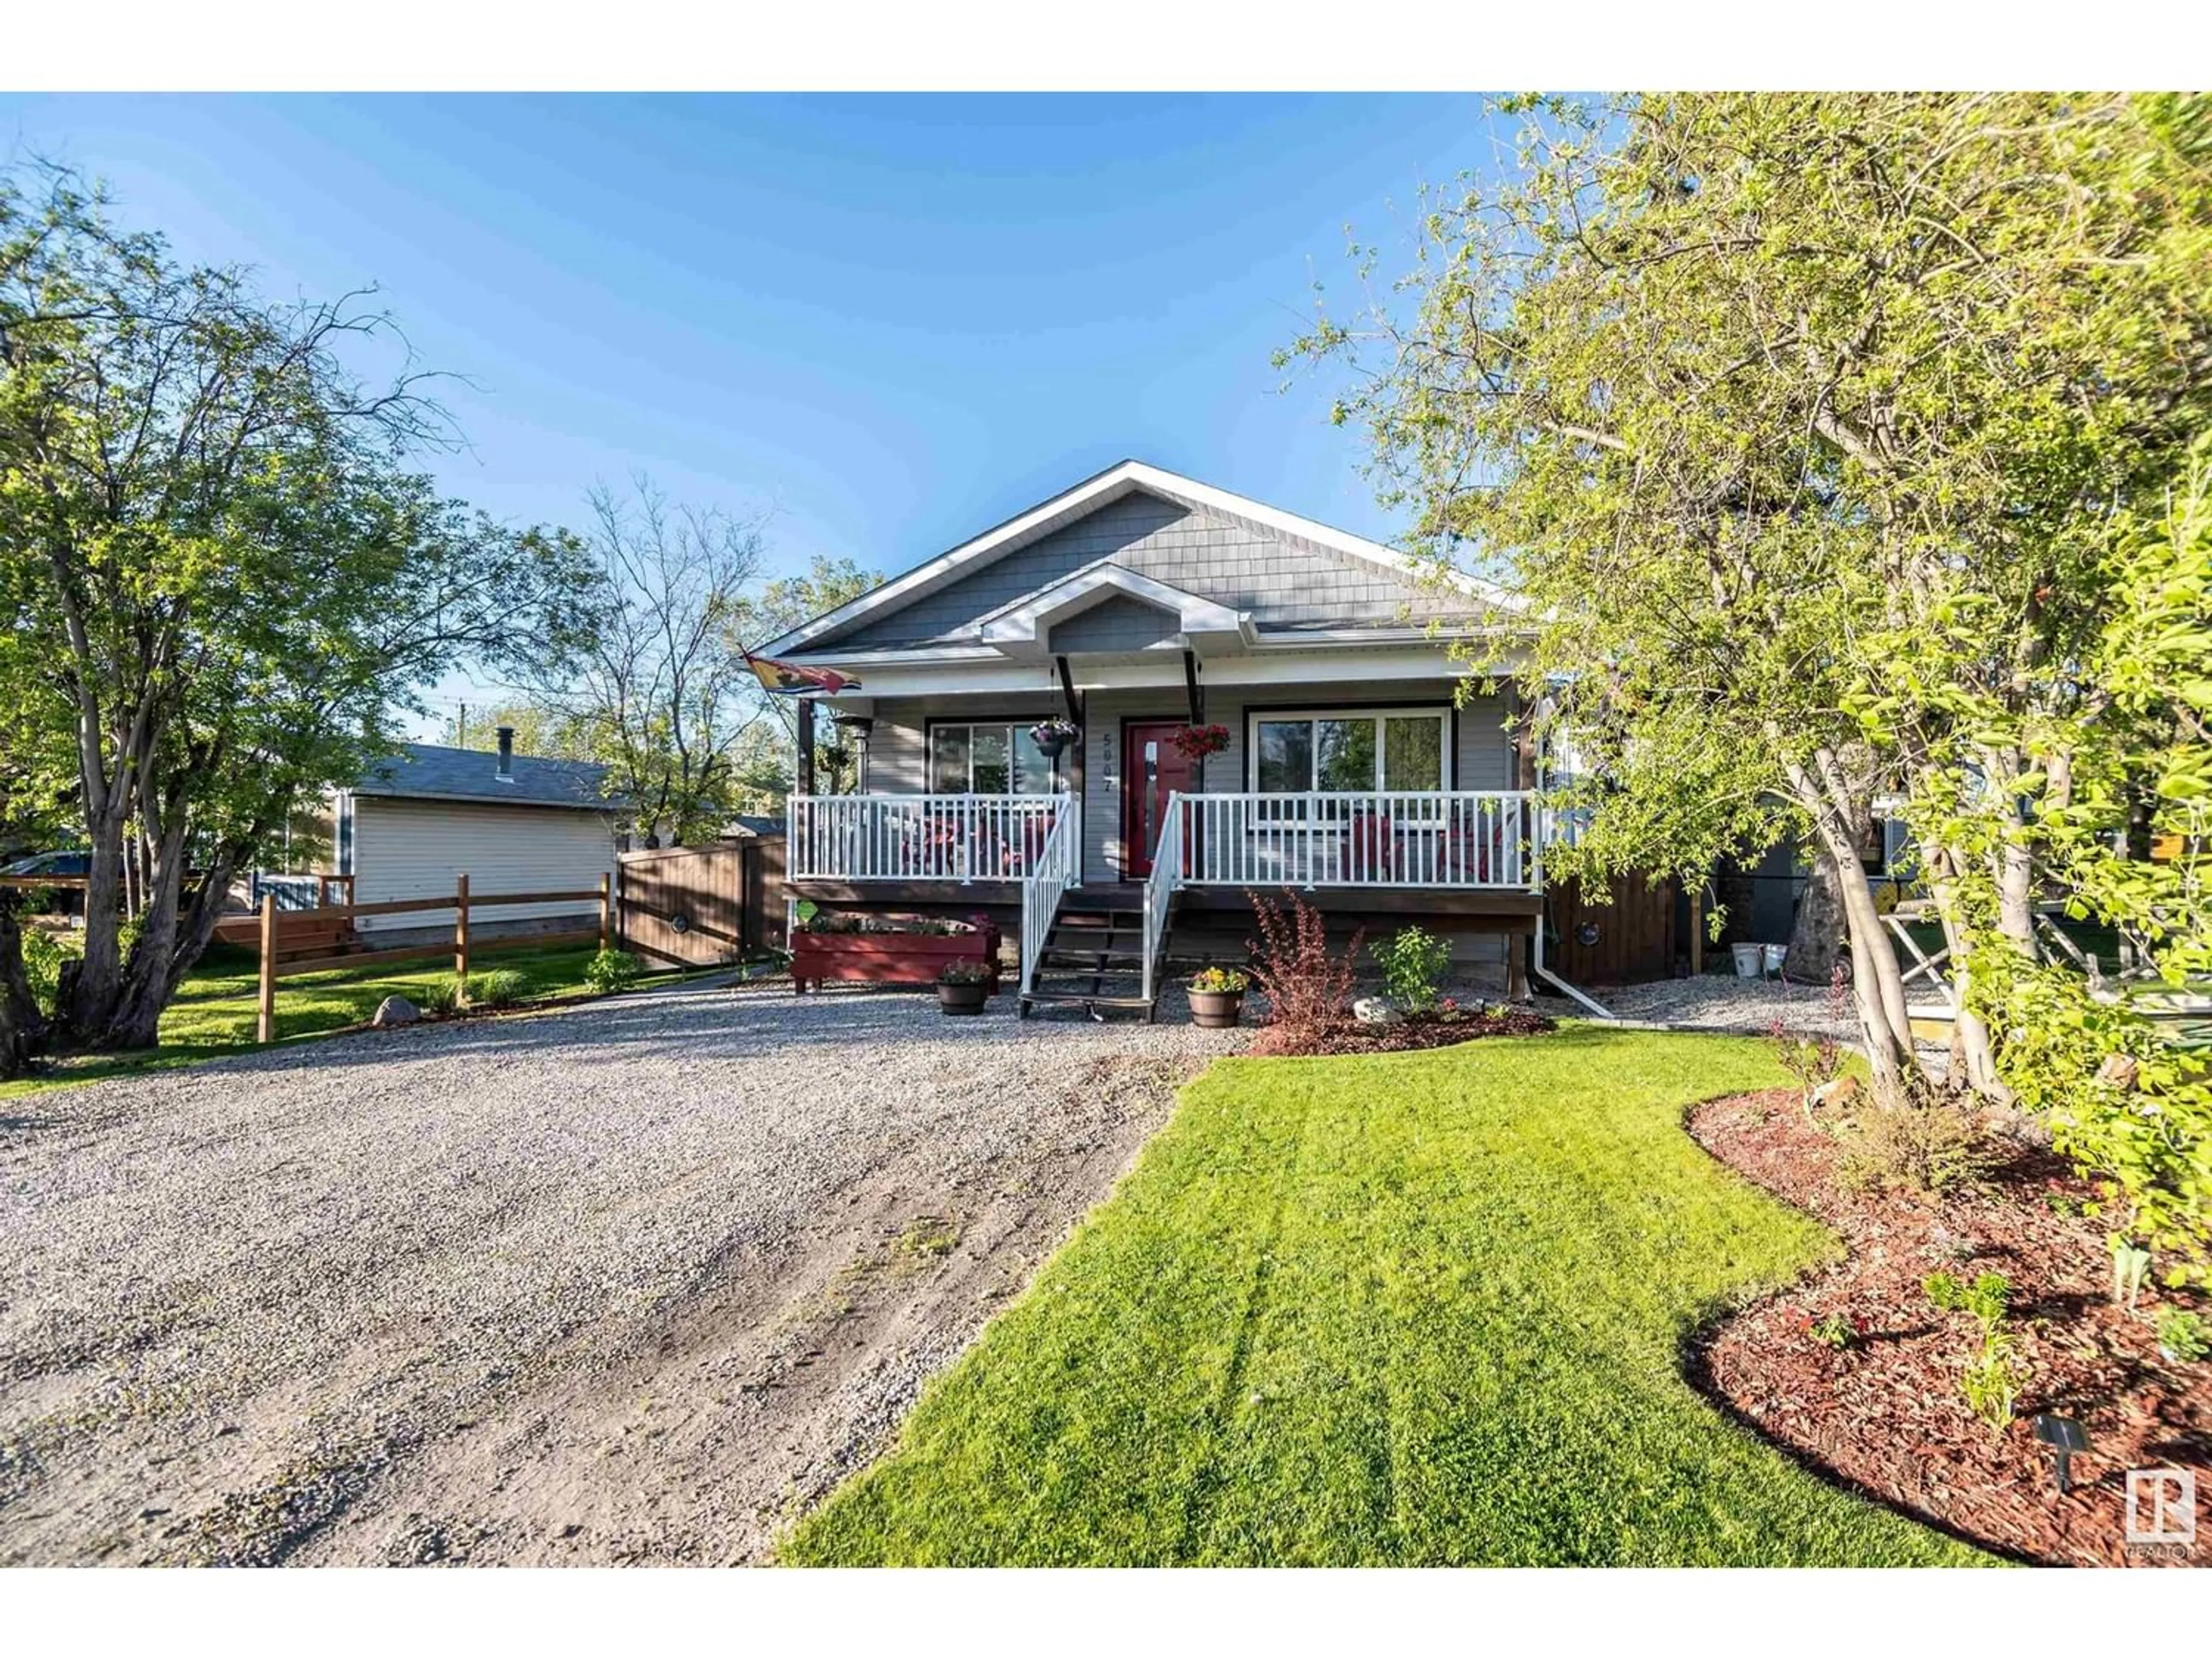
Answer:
354, 743, 615, 812
759, 459, 1521, 661
722, 814, 785, 838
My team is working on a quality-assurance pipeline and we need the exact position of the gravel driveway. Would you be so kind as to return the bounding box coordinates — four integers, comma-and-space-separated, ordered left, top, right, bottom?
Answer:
0, 981, 1238, 1565
1585, 973, 1859, 1038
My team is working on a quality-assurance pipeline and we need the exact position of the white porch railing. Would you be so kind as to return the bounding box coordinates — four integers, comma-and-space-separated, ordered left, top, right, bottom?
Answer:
786, 793, 1062, 883
786, 790, 1541, 892
1140, 792, 1184, 1003
1175, 790, 1536, 890
1018, 806, 1082, 997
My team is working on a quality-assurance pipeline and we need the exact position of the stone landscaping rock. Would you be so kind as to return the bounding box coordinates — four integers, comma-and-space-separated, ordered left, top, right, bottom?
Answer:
1352, 996, 1403, 1026
372, 995, 421, 1028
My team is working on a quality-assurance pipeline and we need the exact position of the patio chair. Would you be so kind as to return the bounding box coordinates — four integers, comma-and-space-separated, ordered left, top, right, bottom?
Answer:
1003, 808, 1059, 876
1440, 812, 1509, 884
1345, 809, 1396, 881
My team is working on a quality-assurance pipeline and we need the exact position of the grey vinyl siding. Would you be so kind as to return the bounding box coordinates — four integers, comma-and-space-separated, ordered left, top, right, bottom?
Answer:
1454, 690, 1517, 790
1047, 594, 1181, 654
859, 702, 926, 793
822, 490, 1463, 649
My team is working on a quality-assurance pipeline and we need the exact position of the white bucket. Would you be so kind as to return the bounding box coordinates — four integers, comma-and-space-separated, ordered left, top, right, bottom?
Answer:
1732, 942, 1762, 979
1763, 943, 1788, 979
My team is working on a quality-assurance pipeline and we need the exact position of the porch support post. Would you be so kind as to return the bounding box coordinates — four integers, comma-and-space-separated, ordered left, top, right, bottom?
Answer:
1507, 928, 1531, 1002
1056, 653, 1088, 883
1182, 649, 1203, 725
796, 698, 817, 796
1512, 682, 1539, 791
1054, 653, 1082, 724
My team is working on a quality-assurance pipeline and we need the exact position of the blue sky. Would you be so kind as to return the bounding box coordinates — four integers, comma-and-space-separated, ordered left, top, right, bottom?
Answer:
0, 94, 1500, 732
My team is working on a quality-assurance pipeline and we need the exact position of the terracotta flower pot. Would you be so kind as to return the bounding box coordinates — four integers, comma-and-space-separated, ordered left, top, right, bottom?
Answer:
1188, 987, 1244, 1029
937, 980, 992, 1016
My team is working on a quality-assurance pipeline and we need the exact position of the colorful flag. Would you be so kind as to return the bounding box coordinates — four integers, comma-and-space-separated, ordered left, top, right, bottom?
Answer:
744, 653, 861, 696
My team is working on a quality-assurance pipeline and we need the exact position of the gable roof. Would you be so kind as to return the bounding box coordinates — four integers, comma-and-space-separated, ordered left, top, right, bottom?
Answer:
355, 743, 613, 811
976, 560, 1252, 659
760, 459, 1510, 659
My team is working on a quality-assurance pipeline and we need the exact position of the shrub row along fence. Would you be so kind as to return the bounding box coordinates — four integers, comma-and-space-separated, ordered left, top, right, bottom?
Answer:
247, 874, 612, 1042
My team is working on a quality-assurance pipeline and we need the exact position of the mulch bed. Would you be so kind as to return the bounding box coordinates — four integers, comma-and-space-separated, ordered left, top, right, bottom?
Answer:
1690, 1090, 2210, 1567
1247, 1006, 1554, 1057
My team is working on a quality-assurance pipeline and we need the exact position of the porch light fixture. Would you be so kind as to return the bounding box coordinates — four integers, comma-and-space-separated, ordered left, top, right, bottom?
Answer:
2032, 1412, 2089, 1494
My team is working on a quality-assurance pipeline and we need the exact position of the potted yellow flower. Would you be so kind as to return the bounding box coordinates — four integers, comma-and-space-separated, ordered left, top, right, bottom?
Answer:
1187, 965, 1249, 1028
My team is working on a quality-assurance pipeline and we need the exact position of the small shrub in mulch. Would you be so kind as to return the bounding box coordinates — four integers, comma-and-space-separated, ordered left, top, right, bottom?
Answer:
462, 968, 528, 1010
1690, 1090, 2210, 1567
1248, 1003, 1554, 1058
1243, 889, 1362, 1049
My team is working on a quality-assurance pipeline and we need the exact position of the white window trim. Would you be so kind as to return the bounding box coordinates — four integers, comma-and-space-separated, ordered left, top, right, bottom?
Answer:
1246, 706, 1452, 794
927, 721, 1063, 796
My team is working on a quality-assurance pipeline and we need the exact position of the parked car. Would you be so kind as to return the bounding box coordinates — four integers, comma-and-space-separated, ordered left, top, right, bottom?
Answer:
2, 850, 95, 879
1, 849, 104, 916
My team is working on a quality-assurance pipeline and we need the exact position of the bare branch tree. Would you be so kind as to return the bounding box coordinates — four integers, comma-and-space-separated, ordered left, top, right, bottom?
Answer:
516, 476, 771, 846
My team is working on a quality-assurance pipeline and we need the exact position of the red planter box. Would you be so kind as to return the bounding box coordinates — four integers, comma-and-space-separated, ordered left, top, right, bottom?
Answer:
790, 917, 1002, 994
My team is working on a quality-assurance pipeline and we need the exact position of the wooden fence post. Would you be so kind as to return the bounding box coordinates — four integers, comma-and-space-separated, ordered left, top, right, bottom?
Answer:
599, 872, 612, 953
454, 873, 471, 991
256, 893, 278, 1044
1689, 885, 1704, 976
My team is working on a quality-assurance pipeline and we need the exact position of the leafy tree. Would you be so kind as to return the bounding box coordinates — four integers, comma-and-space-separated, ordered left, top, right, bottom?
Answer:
493, 532, 878, 831
1289, 93, 2211, 1115
512, 476, 772, 846
737, 552, 881, 797
725, 721, 796, 815
0, 546, 76, 1070
1956, 442, 2212, 1281
0, 164, 595, 1066
434, 698, 594, 763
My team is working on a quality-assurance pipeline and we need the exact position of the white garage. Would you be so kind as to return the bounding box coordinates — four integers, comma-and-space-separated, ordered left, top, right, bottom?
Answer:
334, 731, 622, 942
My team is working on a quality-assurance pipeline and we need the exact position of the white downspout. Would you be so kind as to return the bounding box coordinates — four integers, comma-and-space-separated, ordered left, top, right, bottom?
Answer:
1532, 908, 1616, 1020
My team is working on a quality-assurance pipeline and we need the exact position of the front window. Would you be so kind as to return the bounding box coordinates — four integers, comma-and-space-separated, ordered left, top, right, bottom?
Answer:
929, 722, 1060, 794
1249, 709, 1448, 794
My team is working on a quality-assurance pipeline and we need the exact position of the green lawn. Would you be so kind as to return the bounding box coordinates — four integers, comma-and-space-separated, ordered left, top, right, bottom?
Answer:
786, 1027, 1989, 1566
2, 940, 661, 1100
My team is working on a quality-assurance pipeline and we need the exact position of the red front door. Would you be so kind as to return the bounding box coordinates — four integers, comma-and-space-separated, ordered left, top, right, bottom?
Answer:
1122, 722, 1198, 880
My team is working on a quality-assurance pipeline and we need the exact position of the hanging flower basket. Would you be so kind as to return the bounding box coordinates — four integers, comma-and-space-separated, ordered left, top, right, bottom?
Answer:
1028, 718, 1078, 759
1171, 724, 1231, 762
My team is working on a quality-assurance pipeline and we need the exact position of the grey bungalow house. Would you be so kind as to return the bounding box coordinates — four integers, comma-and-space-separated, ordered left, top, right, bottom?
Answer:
758, 460, 1578, 1017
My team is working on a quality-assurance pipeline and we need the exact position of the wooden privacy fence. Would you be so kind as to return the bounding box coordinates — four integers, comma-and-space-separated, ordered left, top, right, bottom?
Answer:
616, 838, 785, 967
249, 874, 611, 1043
1547, 872, 1679, 985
